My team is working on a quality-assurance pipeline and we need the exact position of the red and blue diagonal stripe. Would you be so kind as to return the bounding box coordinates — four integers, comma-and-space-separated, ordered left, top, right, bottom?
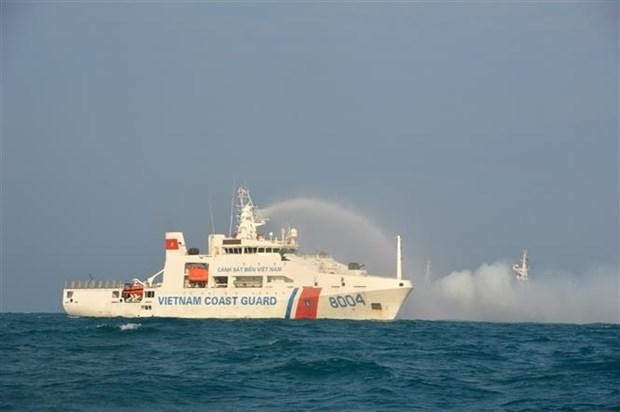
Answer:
284, 288, 298, 319
294, 287, 322, 319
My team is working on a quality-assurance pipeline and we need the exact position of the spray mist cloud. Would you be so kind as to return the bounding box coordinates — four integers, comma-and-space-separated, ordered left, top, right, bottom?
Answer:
262, 197, 619, 324
407, 261, 619, 324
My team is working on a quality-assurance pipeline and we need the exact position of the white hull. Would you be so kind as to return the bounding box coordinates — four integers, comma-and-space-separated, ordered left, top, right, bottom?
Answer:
63, 282, 412, 320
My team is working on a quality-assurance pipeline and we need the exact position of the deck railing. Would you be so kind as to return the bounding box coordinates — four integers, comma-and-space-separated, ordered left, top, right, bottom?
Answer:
64, 280, 127, 289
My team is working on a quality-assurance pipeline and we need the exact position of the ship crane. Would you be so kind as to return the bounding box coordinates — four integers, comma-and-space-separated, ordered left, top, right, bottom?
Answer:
513, 249, 529, 281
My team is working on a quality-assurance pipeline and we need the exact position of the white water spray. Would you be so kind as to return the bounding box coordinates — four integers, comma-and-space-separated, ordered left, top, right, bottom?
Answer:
262, 197, 619, 324
119, 322, 141, 331
261, 198, 394, 274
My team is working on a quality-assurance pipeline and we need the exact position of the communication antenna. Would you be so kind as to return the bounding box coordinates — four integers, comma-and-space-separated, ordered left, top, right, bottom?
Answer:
396, 235, 402, 281
425, 260, 432, 284
208, 195, 216, 235
228, 179, 236, 237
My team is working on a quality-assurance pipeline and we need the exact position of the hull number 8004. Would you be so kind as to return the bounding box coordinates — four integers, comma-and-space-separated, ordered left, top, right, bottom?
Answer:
329, 294, 366, 308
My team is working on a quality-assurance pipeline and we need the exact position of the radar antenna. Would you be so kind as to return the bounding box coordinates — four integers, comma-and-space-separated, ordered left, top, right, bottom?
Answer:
234, 187, 267, 240
513, 249, 529, 281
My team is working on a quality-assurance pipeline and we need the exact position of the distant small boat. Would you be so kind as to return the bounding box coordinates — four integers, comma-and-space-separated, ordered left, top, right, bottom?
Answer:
513, 250, 529, 281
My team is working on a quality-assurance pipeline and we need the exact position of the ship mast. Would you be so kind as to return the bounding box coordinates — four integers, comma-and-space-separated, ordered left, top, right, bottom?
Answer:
396, 235, 402, 281
234, 187, 267, 240
425, 260, 432, 284
512, 249, 529, 281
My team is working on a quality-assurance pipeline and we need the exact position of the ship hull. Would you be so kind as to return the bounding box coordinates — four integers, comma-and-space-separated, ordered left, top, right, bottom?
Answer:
62, 283, 412, 320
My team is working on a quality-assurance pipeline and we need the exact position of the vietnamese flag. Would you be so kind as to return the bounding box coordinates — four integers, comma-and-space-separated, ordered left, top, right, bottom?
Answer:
166, 238, 179, 250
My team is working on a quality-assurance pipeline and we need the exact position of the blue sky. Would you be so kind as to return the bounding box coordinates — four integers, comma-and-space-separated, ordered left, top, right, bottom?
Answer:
1, 1, 618, 312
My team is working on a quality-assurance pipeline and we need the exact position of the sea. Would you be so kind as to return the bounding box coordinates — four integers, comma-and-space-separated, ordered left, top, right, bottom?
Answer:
1, 314, 618, 411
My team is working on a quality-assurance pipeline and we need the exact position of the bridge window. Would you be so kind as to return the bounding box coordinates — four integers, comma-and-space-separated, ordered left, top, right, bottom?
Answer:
66, 291, 74, 299
112, 291, 119, 298
213, 276, 228, 288
267, 275, 293, 284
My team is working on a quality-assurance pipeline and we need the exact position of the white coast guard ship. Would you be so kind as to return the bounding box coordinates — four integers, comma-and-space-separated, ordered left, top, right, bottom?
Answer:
62, 188, 413, 320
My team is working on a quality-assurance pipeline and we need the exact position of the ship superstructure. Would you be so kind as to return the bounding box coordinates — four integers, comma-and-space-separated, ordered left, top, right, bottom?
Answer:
62, 188, 413, 320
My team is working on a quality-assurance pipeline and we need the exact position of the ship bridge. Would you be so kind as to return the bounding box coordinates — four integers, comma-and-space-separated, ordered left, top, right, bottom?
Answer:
208, 187, 299, 257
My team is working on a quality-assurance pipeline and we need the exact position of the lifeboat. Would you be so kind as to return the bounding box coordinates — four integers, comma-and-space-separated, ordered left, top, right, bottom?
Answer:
121, 282, 144, 298
188, 265, 209, 282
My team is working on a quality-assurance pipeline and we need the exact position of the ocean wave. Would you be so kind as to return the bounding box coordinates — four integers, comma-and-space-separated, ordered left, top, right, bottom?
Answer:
1, 315, 618, 411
